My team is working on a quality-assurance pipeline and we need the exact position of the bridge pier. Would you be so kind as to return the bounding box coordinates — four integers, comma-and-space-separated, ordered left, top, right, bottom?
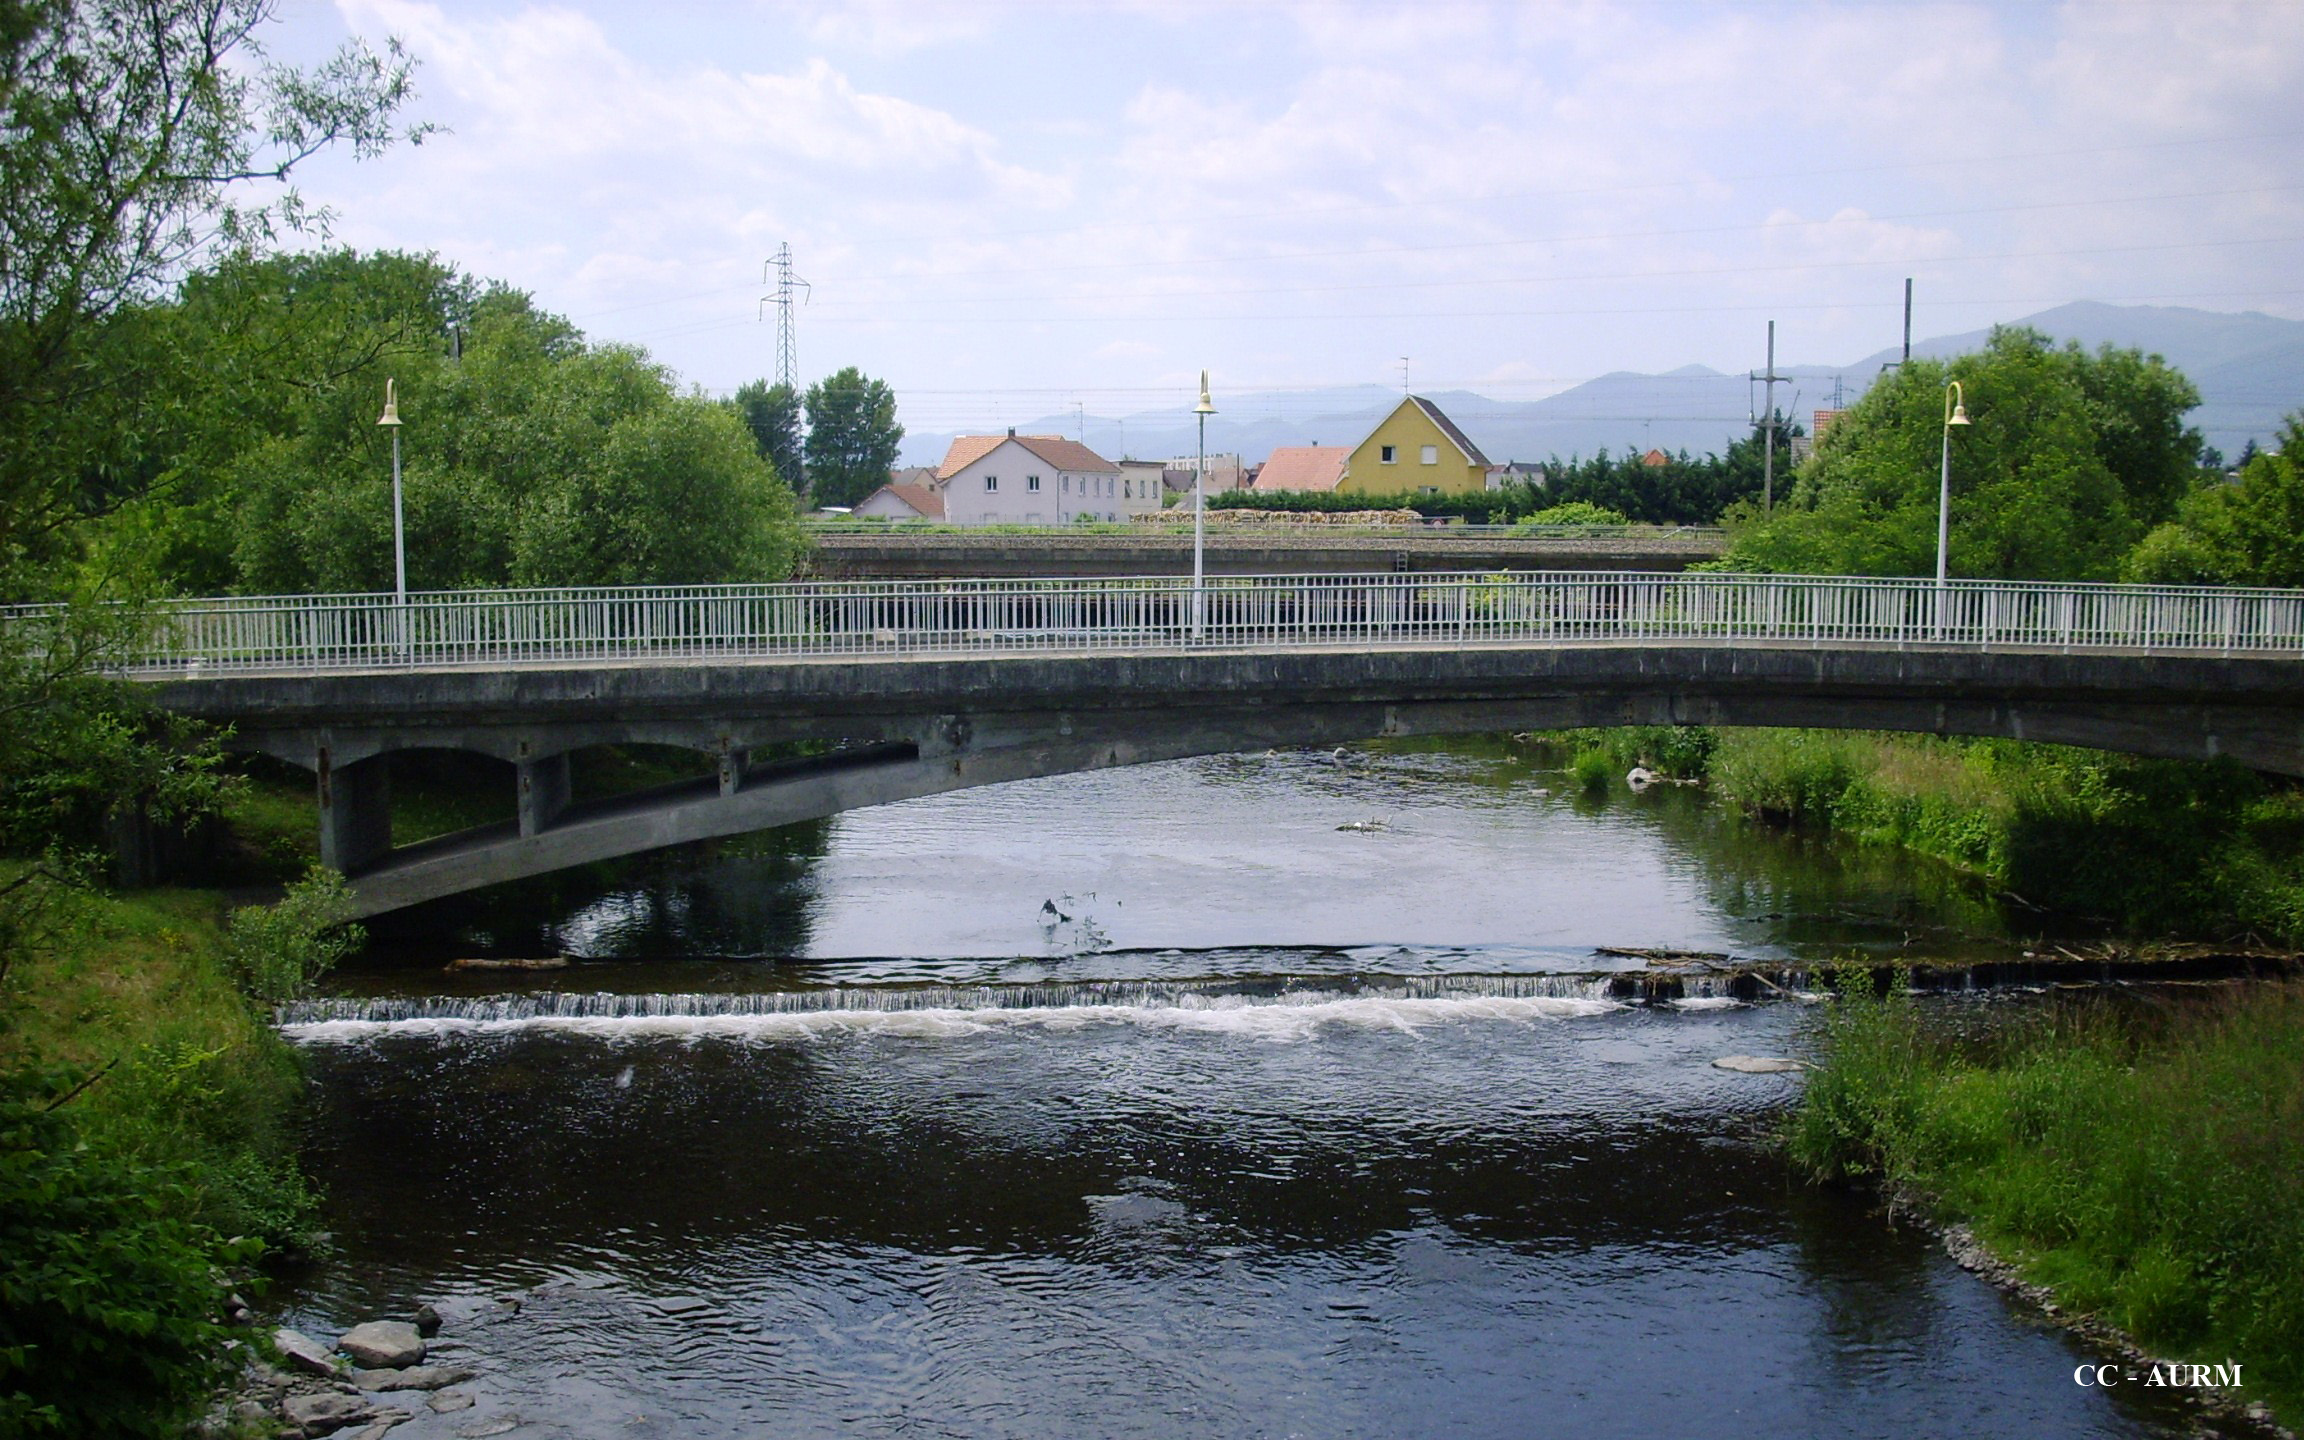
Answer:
517, 754, 571, 837
317, 751, 392, 874
718, 746, 746, 798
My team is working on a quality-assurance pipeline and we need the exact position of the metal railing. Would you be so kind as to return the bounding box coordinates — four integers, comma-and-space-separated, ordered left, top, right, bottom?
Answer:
29, 572, 2304, 676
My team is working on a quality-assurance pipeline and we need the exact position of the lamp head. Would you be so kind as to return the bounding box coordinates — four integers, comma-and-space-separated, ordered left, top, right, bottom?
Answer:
377, 378, 403, 428
1944, 378, 1969, 427
1948, 403, 1970, 427
1194, 369, 1215, 416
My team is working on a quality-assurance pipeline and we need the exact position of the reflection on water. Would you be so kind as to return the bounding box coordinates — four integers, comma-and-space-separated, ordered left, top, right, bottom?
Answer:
302, 742, 2210, 1438
361, 741, 2021, 968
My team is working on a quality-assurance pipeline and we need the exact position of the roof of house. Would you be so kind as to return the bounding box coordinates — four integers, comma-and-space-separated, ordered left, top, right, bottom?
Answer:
936, 431, 1117, 480
1253, 445, 1351, 491
1405, 396, 1489, 467
889, 464, 942, 489
1640, 448, 1670, 467
860, 481, 945, 519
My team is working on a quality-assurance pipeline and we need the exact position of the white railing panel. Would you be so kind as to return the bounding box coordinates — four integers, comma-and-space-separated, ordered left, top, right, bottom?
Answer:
14, 572, 2301, 677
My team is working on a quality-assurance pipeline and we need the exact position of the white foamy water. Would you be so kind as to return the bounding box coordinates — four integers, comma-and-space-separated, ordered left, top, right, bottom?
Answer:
280, 989, 1624, 1046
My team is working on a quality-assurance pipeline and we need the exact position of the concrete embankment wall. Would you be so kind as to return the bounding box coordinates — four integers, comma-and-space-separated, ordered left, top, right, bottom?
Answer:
807, 529, 1725, 578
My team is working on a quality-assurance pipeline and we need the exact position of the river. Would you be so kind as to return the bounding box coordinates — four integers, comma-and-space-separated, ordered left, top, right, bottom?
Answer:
279, 738, 2219, 1438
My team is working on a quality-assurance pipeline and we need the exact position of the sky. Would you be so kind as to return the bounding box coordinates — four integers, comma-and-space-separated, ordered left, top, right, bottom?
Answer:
267, 0, 2304, 434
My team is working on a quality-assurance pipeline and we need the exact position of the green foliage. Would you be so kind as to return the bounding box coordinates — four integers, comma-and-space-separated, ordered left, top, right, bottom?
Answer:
0, 0, 426, 585
0, 1067, 255, 1439
1789, 983, 2304, 1424
0, 604, 234, 859
1707, 731, 2304, 941
1536, 726, 1714, 790
100, 250, 807, 593
803, 367, 904, 509
223, 866, 363, 1005
2123, 413, 2304, 587
732, 379, 805, 492
1726, 329, 2202, 580
1520, 501, 1630, 527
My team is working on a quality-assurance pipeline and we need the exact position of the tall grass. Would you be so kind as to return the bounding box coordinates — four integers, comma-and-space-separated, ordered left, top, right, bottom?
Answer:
1792, 979, 2304, 1424
1707, 731, 2304, 943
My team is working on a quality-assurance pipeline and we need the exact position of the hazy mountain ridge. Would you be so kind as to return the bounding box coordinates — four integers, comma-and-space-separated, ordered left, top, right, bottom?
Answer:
894, 303, 2304, 472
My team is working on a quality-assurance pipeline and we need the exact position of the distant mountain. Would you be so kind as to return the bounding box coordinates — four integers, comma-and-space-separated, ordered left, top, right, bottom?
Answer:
894, 303, 2304, 471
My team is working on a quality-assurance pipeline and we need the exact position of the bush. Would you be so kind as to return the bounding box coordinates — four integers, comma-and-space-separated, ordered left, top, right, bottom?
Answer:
222, 865, 363, 1005
1519, 501, 1631, 528
1790, 983, 2304, 1423
0, 1067, 253, 1439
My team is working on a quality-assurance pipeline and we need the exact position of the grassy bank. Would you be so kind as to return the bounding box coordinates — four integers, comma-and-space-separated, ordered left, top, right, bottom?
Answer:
1548, 726, 2304, 943
0, 871, 334, 1436
1792, 979, 2304, 1426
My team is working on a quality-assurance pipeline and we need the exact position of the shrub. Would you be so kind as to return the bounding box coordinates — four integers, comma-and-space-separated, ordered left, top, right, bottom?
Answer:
1519, 501, 1630, 527
0, 1067, 254, 1439
222, 865, 363, 1005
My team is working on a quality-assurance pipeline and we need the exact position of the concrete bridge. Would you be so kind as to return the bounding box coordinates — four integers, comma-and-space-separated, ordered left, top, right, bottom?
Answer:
119, 571, 2304, 916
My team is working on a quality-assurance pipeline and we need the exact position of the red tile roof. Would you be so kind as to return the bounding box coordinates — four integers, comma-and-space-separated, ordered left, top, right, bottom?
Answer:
859, 481, 945, 518
936, 433, 1117, 480
1253, 445, 1351, 491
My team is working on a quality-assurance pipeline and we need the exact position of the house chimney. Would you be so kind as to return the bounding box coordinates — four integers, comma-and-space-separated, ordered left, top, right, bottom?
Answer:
1006, 426, 1015, 438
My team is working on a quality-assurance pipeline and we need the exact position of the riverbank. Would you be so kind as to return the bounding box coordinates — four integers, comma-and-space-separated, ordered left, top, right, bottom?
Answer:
0, 877, 319, 1435
1789, 977, 2304, 1432
1553, 727, 2304, 944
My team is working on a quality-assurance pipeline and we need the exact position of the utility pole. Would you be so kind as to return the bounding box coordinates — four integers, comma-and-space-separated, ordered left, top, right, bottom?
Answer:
759, 243, 810, 390
1750, 321, 1786, 511
1903, 277, 1913, 365
1400, 356, 1410, 395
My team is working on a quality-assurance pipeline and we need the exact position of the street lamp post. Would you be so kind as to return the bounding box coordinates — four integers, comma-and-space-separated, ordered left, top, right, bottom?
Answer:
1935, 379, 1970, 637
378, 379, 407, 650
1193, 370, 1214, 640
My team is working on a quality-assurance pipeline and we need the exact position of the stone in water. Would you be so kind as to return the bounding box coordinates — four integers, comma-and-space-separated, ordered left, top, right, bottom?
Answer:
339, 1320, 427, 1369
1713, 1055, 1805, 1074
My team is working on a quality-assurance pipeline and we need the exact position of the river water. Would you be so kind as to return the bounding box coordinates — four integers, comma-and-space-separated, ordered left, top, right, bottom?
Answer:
282, 739, 2215, 1438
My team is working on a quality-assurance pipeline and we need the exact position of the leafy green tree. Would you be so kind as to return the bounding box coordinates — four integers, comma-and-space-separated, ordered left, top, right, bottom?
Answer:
803, 367, 903, 508
2124, 413, 2304, 587
732, 379, 805, 492
101, 251, 806, 593
1724, 329, 2201, 581
0, 0, 427, 590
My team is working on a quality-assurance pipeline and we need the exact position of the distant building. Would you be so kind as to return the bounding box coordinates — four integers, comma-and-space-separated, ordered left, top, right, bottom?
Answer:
853, 477, 945, 520
936, 429, 1154, 525
1339, 397, 1491, 496
1163, 452, 1247, 492
1640, 448, 1671, 468
1486, 462, 1547, 492
1252, 445, 1351, 492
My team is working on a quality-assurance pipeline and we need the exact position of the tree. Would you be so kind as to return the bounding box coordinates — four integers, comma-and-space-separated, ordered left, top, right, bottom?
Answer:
732, 379, 804, 493
1723, 329, 2201, 581
151, 254, 808, 593
1, 0, 428, 588
2124, 412, 2304, 587
803, 367, 903, 509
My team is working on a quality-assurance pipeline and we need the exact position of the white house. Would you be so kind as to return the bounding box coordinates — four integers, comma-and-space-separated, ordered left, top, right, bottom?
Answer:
936, 430, 1153, 525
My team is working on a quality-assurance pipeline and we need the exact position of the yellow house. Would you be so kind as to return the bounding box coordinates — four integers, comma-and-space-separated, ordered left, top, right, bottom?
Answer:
1337, 396, 1491, 496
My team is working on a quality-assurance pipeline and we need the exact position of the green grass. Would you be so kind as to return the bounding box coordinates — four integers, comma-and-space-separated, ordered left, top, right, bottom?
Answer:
1791, 978, 2304, 1425
0, 877, 314, 1244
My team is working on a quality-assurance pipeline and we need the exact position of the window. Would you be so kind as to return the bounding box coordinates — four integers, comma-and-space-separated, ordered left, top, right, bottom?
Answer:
1380, 445, 1397, 463
985, 475, 998, 491
1027, 475, 1041, 492
1421, 445, 1438, 465
1063, 476, 1071, 492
